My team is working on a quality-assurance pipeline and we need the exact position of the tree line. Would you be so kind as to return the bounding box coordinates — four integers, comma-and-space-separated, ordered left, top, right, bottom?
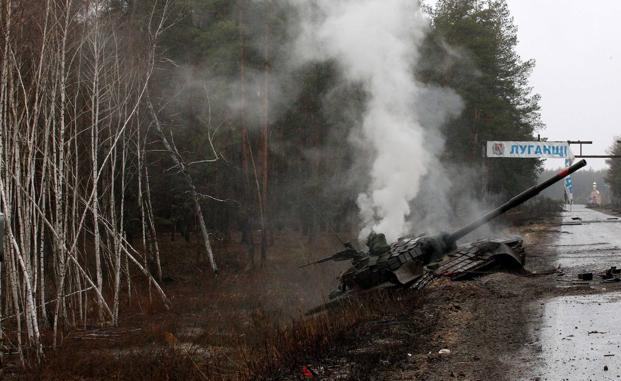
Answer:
607, 140, 621, 206
541, 168, 611, 204
0, 0, 544, 361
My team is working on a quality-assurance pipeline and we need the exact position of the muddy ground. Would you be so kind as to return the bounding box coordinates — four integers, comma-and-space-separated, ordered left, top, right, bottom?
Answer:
270, 225, 560, 380
10, 207, 621, 380
275, 211, 621, 381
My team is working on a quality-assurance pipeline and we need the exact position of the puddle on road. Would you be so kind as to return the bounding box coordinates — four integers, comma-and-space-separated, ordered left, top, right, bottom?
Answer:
534, 292, 621, 380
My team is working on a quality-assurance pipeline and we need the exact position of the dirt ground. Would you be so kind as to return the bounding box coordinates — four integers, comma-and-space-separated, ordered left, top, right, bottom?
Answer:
10, 211, 621, 380
273, 219, 621, 381
8, 231, 354, 380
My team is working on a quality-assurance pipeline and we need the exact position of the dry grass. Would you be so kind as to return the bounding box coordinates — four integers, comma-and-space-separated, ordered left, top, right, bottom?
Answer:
8, 215, 542, 380
505, 198, 564, 225
13, 231, 405, 380
233, 296, 395, 380
30, 346, 200, 380
22, 292, 408, 380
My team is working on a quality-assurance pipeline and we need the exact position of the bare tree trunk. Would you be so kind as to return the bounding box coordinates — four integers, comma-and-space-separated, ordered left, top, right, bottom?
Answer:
0, 0, 171, 362
135, 129, 152, 301
260, 1, 272, 262
143, 162, 162, 280
239, 0, 249, 191
52, 0, 72, 347
147, 97, 218, 273
89, 11, 104, 322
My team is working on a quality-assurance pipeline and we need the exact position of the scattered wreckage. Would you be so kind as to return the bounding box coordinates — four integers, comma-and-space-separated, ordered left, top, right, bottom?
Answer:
303, 159, 587, 307
575, 267, 621, 284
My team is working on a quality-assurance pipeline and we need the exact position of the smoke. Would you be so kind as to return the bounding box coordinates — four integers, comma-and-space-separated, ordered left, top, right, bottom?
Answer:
167, 1, 468, 242
289, 0, 463, 241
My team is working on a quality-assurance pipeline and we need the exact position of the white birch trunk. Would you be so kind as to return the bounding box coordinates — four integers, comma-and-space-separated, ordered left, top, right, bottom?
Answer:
147, 97, 218, 273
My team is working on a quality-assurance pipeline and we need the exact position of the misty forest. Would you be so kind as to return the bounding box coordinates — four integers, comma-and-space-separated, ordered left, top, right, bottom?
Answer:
1, 0, 621, 379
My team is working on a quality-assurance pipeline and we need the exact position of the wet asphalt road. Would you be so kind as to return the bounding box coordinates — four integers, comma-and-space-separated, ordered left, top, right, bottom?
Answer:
534, 205, 621, 380
553, 205, 621, 269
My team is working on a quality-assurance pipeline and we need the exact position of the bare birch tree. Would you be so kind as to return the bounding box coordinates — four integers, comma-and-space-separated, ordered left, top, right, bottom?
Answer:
147, 95, 219, 273
0, 0, 171, 363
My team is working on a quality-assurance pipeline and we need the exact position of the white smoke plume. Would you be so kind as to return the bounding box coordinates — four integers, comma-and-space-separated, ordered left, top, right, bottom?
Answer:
290, 0, 463, 241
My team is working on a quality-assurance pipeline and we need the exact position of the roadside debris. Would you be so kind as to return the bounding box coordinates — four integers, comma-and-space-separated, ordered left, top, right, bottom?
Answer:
565, 267, 621, 284
601, 266, 621, 280
302, 365, 318, 379
562, 217, 621, 225
438, 349, 451, 355
602, 278, 620, 284
578, 273, 593, 281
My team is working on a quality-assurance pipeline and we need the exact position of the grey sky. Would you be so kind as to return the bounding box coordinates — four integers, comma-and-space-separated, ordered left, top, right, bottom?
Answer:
426, 0, 621, 170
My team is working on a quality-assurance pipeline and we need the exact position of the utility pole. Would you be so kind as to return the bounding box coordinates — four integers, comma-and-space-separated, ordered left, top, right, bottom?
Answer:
568, 140, 621, 159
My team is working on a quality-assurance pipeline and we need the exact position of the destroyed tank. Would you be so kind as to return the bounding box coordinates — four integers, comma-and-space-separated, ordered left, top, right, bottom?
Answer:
303, 159, 587, 300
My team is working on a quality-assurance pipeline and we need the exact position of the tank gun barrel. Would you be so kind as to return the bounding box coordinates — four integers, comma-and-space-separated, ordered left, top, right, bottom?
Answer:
299, 244, 360, 268
447, 159, 587, 243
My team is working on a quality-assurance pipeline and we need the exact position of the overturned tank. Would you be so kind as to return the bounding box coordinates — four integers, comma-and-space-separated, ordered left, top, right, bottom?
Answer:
303, 159, 587, 300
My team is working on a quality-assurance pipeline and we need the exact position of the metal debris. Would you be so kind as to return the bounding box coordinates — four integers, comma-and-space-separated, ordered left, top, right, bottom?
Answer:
412, 238, 525, 290
578, 273, 594, 281
601, 267, 621, 280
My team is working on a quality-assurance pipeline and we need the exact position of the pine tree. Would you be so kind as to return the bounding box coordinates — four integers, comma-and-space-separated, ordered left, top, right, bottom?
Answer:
424, 0, 543, 196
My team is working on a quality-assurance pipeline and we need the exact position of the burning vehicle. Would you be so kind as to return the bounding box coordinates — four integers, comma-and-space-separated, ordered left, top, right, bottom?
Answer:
303, 159, 587, 301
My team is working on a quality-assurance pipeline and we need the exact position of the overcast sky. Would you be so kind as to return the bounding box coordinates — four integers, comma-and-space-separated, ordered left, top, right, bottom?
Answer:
427, 0, 621, 170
